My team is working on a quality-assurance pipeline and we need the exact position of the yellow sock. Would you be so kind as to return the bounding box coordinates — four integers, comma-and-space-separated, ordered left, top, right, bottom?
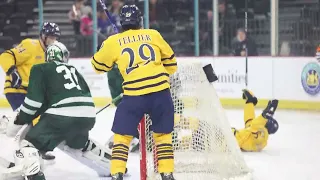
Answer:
111, 134, 133, 175
244, 103, 255, 128
153, 133, 174, 173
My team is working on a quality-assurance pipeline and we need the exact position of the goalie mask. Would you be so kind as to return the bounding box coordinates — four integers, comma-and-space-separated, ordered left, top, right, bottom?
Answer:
45, 42, 70, 63
265, 117, 279, 135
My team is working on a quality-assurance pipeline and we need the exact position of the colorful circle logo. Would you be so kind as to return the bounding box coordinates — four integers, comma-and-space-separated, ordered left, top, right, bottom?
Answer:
301, 62, 320, 95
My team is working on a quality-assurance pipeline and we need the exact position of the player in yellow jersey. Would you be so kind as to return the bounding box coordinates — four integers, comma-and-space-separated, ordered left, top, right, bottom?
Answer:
91, 4, 177, 180
0, 22, 61, 160
0, 22, 60, 111
232, 90, 279, 152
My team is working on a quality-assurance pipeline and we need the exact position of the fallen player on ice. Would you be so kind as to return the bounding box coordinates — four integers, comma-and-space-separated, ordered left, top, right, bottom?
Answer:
232, 89, 279, 152
107, 89, 279, 153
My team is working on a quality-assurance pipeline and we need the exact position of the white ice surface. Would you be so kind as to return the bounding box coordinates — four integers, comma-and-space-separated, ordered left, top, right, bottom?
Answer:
0, 108, 319, 180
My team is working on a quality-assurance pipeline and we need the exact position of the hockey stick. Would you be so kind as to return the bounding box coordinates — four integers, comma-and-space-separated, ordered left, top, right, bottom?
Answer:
244, 0, 248, 87
96, 93, 123, 115
98, 0, 119, 33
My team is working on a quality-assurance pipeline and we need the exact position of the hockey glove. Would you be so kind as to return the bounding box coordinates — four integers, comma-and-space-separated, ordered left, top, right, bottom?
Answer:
13, 111, 26, 125
7, 66, 22, 88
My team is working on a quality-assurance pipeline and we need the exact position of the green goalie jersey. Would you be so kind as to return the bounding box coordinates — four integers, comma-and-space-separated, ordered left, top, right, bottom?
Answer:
19, 41, 95, 124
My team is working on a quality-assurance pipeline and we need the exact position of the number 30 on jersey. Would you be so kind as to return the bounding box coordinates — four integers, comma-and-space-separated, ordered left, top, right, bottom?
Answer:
56, 66, 82, 90
121, 43, 155, 74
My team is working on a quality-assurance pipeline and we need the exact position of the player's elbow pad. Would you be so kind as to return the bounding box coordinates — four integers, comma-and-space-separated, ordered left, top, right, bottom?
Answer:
91, 58, 111, 73
164, 63, 177, 75
6, 65, 17, 75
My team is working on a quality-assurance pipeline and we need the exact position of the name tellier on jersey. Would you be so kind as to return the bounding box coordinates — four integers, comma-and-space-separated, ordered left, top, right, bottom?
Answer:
118, 34, 152, 46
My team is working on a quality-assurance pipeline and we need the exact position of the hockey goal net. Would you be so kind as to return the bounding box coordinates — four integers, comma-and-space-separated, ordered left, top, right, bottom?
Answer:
139, 62, 252, 180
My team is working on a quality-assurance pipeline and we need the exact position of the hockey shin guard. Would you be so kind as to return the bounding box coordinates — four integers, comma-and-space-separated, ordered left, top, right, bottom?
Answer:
111, 134, 132, 175
153, 133, 174, 173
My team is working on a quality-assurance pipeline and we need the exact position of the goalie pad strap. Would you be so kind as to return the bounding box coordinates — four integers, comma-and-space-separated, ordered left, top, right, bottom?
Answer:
58, 139, 111, 177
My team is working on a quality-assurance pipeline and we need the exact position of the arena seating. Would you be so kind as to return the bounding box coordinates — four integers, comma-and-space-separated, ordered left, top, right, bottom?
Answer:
0, 1, 38, 50
0, 0, 319, 56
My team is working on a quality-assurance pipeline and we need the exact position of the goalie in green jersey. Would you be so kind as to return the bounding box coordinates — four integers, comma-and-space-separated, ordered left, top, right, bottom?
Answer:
96, 43, 123, 107
1, 42, 120, 180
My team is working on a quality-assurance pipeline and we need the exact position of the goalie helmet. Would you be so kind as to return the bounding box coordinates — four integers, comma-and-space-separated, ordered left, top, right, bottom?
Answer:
45, 41, 70, 63
265, 117, 279, 134
119, 4, 142, 29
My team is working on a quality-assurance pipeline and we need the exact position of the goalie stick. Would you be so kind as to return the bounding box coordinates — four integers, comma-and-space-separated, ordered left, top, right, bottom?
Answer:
96, 93, 123, 115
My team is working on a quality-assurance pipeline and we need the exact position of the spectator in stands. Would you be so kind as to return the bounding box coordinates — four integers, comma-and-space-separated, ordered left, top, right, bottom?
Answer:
80, 6, 93, 36
68, 0, 85, 35
103, 0, 123, 36
231, 28, 258, 56
231, 0, 254, 19
97, 8, 109, 35
149, 0, 160, 30
201, 0, 236, 55
109, 0, 123, 16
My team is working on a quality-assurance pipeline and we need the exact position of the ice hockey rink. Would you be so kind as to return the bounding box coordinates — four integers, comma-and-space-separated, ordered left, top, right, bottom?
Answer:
0, 107, 319, 180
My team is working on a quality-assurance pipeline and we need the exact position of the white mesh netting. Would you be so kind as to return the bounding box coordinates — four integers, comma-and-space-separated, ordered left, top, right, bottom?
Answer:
140, 62, 252, 180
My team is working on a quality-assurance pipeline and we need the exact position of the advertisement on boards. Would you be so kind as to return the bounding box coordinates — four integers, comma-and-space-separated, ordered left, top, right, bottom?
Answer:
273, 58, 320, 101
0, 57, 317, 103
212, 57, 247, 98
301, 61, 320, 96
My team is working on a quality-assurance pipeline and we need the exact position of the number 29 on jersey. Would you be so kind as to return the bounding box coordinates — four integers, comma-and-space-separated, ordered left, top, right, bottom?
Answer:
121, 43, 156, 74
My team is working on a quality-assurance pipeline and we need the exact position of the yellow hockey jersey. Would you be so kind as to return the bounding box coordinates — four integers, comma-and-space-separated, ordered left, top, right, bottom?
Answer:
233, 115, 269, 152
91, 29, 177, 96
0, 39, 45, 94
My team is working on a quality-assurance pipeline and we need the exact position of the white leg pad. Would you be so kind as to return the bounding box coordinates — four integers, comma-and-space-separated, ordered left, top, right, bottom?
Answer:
16, 140, 43, 176
0, 157, 11, 168
5, 111, 21, 138
58, 139, 111, 177
0, 115, 9, 134
0, 140, 44, 180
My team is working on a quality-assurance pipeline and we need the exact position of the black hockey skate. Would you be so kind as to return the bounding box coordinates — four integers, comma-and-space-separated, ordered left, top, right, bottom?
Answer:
160, 173, 175, 180
111, 172, 123, 180
40, 151, 55, 160
26, 171, 46, 180
242, 89, 258, 105
262, 99, 278, 119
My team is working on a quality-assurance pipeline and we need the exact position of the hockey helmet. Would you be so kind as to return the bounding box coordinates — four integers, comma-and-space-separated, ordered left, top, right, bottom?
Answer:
120, 4, 142, 29
40, 22, 61, 38
265, 117, 279, 134
45, 41, 70, 63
